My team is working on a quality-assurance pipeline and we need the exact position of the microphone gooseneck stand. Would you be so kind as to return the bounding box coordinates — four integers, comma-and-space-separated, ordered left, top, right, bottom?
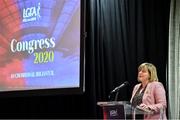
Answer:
114, 91, 119, 101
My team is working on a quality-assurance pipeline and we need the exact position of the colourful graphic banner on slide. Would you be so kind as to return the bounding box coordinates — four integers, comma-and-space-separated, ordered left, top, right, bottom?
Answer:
0, 0, 80, 91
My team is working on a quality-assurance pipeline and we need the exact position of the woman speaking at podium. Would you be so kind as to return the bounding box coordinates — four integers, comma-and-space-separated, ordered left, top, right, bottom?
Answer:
130, 63, 167, 119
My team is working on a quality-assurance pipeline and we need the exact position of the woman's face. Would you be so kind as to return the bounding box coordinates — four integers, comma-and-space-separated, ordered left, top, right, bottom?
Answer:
138, 68, 150, 83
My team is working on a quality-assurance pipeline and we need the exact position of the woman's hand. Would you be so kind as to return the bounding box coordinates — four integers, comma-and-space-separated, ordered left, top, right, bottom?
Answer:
139, 103, 149, 109
137, 103, 154, 113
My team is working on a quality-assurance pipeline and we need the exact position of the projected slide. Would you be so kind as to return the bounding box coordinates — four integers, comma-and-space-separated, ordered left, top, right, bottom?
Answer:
0, 0, 80, 91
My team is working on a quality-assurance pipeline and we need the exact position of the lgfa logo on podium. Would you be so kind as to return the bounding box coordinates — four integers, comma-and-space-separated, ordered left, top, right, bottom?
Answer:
109, 109, 118, 117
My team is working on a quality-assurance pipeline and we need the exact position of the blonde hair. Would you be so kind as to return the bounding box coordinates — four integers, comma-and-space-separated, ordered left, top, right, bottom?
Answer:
138, 62, 159, 82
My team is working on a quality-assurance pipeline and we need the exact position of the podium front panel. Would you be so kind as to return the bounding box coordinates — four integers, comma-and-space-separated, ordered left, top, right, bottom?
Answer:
102, 105, 125, 119
97, 101, 153, 119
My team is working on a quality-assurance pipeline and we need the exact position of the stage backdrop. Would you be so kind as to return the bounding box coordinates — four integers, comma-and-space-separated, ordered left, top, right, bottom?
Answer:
0, 0, 82, 93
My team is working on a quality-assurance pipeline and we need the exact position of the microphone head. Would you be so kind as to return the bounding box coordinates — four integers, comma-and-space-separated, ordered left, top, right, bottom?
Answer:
111, 81, 129, 93
124, 81, 129, 86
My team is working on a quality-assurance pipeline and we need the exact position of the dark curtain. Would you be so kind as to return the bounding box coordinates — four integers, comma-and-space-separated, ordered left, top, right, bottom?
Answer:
0, 0, 170, 119
87, 0, 170, 100
86, 0, 170, 118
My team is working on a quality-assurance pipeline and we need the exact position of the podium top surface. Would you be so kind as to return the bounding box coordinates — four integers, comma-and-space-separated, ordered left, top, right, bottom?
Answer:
97, 101, 153, 115
97, 101, 130, 106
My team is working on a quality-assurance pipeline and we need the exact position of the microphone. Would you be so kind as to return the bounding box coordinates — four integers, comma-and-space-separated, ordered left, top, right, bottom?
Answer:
111, 81, 129, 93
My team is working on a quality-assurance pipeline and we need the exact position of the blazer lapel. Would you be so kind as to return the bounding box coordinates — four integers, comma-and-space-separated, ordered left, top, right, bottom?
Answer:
131, 84, 141, 102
